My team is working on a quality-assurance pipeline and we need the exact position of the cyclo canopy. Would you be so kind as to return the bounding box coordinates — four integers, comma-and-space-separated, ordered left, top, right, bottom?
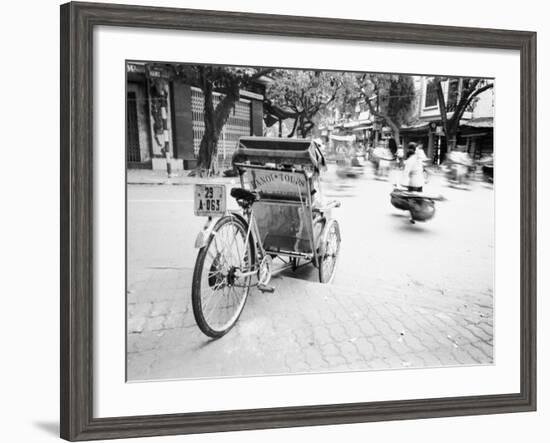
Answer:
231, 137, 326, 256
232, 137, 325, 173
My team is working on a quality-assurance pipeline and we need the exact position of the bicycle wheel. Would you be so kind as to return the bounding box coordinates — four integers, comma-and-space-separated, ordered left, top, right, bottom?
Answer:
318, 219, 341, 284
192, 216, 254, 338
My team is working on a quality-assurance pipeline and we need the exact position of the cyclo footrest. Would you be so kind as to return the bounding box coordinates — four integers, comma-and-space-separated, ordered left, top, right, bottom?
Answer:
257, 283, 275, 293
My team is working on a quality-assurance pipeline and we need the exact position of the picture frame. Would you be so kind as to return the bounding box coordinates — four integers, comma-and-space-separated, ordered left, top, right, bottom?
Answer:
60, 1, 537, 441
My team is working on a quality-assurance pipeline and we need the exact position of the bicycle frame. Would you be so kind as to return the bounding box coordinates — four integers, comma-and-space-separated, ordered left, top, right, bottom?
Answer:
232, 206, 265, 280
230, 202, 311, 282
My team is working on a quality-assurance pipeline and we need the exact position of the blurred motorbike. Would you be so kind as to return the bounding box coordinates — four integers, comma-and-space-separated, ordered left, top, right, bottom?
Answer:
336, 151, 365, 178
390, 186, 444, 224
445, 163, 470, 184
478, 154, 494, 183
443, 150, 474, 188
371, 146, 395, 179
331, 135, 365, 179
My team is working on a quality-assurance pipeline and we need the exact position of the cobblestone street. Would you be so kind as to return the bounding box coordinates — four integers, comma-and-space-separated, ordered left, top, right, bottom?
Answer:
127, 167, 494, 381
128, 269, 493, 380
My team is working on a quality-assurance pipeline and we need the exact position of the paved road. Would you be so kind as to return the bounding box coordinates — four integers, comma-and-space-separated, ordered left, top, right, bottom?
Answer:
127, 164, 494, 380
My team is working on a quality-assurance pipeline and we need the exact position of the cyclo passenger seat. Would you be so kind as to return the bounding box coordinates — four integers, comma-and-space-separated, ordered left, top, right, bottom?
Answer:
230, 187, 259, 206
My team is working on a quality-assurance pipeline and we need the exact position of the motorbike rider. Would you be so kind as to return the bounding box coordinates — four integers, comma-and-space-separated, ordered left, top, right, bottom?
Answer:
402, 142, 425, 192
372, 142, 394, 178
446, 146, 473, 185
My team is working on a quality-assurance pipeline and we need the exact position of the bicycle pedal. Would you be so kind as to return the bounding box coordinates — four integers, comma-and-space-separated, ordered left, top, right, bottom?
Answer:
258, 284, 275, 293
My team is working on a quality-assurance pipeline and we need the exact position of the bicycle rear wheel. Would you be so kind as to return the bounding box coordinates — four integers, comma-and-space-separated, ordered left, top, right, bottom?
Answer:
318, 219, 341, 283
192, 216, 253, 338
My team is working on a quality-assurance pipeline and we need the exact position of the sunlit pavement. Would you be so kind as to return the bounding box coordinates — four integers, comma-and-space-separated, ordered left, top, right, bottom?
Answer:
126, 164, 494, 380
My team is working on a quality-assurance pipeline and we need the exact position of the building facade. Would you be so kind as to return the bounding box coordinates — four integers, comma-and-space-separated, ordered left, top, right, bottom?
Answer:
126, 62, 266, 171
318, 76, 494, 164
401, 76, 494, 163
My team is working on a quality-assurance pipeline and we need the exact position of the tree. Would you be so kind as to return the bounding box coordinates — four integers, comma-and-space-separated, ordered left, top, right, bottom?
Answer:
359, 74, 416, 145
265, 70, 354, 138
433, 77, 494, 152
172, 65, 272, 175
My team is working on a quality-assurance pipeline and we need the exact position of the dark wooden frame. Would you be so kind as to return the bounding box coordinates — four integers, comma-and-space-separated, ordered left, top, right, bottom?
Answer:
60, 1, 537, 441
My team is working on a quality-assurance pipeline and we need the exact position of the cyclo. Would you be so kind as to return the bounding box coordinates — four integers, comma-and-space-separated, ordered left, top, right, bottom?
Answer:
191, 137, 341, 338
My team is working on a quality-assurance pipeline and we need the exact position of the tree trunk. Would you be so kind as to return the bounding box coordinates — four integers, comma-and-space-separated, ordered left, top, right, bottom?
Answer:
287, 118, 299, 138
298, 115, 308, 138
446, 128, 458, 152
386, 121, 400, 148
195, 86, 239, 174
365, 97, 400, 147
435, 78, 493, 154
302, 123, 314, 138
196, 80, 216, 171
298, 116, 315, 139
434, 78, 452, 153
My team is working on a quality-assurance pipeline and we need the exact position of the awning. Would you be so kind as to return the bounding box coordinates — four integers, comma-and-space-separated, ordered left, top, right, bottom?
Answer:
401, 121, 430, 133
344, 120, 361, 128
329, 134, 355, 142
462, 117, 493, 128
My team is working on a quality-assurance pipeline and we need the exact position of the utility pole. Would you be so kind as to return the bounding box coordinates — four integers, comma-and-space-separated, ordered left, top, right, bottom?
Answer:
160, 92, 173, 178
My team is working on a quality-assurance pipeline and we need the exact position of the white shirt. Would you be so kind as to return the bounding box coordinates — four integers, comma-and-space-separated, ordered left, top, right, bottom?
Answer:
402, 154, 425, 188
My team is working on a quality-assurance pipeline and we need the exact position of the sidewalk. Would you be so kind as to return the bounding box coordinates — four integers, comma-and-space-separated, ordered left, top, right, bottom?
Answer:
126, 164, 485, 187
127, 169, 237, 186
127, 268, 493, 381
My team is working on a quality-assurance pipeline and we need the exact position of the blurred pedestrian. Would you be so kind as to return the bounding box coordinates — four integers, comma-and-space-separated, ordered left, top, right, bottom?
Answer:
388, 137, 398, 157
415, 144, 428, 162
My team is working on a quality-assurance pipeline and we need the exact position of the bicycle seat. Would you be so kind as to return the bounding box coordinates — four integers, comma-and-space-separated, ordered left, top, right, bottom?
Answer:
230, 187, 259, 204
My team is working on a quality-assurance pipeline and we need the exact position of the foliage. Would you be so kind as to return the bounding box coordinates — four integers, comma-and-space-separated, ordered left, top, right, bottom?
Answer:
359, 73, 416, 141
265, 70, 356, 138
174, 65, 265, 96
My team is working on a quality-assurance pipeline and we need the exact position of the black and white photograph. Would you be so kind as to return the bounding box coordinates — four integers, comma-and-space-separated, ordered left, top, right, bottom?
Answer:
126, 61, 495, 381
1, 0, 544, 440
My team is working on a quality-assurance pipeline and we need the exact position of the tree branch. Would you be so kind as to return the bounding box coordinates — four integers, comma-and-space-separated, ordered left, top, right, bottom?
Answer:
458, 82, 493, 121
249, 68, 273, 81
263, 98, 297, 120
450, 81, 494, 129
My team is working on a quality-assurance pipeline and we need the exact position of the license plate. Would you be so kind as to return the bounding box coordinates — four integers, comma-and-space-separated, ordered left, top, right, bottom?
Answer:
194, 184, 226, 216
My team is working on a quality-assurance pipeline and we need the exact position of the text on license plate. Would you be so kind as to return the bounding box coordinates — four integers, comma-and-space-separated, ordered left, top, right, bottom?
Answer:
194, 184, 226, 216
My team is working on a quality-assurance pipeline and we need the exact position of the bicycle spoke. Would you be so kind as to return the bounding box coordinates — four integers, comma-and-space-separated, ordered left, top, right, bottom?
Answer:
217, 224, 239, 269
206, 249, 218, 264
201, 280, 226, 313
223, 287, 236, 324
207, 269, 223, 278
204, 289, 228, 324
194, 216, 253, 335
